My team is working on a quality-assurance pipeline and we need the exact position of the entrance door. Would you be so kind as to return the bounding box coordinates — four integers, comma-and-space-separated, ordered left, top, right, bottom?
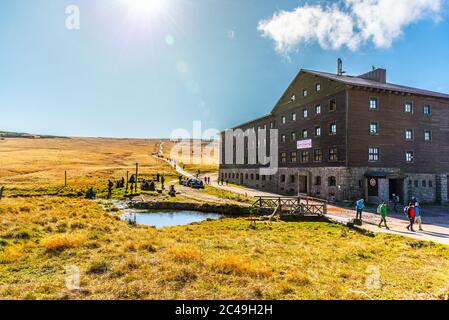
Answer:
389, 179, 404, 205
389, 179, 398, 200
298, 175, 308, 194
240, 174, 243, 185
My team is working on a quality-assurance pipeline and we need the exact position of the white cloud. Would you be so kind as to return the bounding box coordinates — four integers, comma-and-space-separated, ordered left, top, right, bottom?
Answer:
258, 0, 443, 55
227, 30, 235, 40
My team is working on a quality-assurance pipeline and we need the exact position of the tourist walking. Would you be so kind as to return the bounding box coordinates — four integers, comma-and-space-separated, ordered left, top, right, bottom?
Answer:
355, 197, 365, 221
378, 201, 389, 229
107, 179, 113, 198
129, 174, 135, 194
392, 193, 399, 213
406, 204, 416, 232
414, 202, 423, 231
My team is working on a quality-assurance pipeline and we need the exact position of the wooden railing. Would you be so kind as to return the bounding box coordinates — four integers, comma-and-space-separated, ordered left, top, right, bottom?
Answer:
252, 195, 327, 216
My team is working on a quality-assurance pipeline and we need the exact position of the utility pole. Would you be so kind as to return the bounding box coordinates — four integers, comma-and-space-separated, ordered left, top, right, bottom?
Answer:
135, 163, 139, 193
126, 171, 129, 193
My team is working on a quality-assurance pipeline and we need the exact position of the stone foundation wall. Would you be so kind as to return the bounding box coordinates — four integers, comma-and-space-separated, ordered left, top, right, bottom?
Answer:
219, 167, 449, 205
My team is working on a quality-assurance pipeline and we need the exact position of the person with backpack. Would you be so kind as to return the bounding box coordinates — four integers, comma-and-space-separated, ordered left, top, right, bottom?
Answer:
378, 201, 389, 229
414, 202, 423, 231
406, 204, 416, 232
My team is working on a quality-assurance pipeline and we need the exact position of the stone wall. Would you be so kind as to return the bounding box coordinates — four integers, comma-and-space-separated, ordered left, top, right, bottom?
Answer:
220, 167, 448, 205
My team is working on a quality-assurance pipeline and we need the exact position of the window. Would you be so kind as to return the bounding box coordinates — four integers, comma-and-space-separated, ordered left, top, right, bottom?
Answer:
290, 175, 295, 183
291, 132, 296, 141
414, 180, 419, 188
424, 104, 431, 115
302, 129, 308, 139
328, 176, 337, 187
281, 152, 287, 163
405, 129, 414, 141
291, 94, 296, 102
250, 174, 254, 180
291, 151, 297, 163
330, 98, 337, 112
314, 149, 322, 162
262, 175, 266, 181
280, 175, 286, 183
422, 180, 427, 187
369, 97, 378, 110
329, 122, 337, 135
315, 126, 321, 137
368, 147, 380, 161
301, 151, 309, 163
429, 180, 433, 187
424, 130, 432, 141
316, 83, 321, 92
315, 176, 322, 186
315, 104, 321, 115
245, 173, 248, 180
406, 151, 414, 163
292, 113, 297, 121
270, 121, 276, 129
405, 102, 413, 113
329, 147, 338, 161
303, 89, 308, 97
369, 122, 379, 135
281, 116, 286, 124
303, 108, 308, 118
281, 134, 286, 143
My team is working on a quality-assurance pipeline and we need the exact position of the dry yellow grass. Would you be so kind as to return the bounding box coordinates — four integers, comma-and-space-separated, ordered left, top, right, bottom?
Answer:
1, 196, 449, 300
0, 138, 177, 196
163, 140, 219, 173
43, 233, 86, 253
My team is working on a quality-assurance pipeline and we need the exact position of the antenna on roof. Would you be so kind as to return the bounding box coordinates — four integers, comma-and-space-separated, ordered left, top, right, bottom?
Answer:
337, 58, 345, 76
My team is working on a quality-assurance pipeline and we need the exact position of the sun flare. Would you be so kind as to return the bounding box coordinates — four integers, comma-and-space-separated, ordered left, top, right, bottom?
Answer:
120, 0, 168, 19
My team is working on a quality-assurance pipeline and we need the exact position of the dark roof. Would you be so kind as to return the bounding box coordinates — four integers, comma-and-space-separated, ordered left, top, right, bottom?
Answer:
302, 69, 449, 100
231, 114, 272, 130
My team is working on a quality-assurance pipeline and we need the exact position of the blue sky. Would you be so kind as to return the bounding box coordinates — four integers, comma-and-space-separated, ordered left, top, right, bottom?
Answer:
0, 0, 448, 138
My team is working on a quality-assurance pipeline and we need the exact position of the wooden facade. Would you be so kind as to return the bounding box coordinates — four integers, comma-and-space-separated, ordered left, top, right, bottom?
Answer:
220, 67, 449, 204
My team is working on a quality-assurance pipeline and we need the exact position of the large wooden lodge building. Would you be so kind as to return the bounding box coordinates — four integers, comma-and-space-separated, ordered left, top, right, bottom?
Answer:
219, 62, 449, 204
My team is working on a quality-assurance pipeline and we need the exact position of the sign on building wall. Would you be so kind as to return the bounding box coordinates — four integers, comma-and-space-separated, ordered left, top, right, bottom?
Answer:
297, 139, 312, 150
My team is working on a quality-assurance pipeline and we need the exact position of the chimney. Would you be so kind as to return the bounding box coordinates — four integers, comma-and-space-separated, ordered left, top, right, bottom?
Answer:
359, 68, 387, 83
337, 58, 345, 76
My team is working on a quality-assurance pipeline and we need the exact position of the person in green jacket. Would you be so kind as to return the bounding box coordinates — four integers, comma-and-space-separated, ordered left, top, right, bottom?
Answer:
378, 201, 389, 229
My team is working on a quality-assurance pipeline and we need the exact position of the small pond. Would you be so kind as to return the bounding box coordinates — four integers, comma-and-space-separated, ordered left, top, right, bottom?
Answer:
121, 210, 223, 228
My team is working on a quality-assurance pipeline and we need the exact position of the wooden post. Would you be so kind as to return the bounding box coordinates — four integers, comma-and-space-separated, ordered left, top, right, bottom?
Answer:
64, 171, 67, 187
135, 163, 139, 193
126, 171, 129, 193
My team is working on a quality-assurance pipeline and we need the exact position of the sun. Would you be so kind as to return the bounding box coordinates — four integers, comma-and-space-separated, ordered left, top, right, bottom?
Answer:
120, 0, 168, 19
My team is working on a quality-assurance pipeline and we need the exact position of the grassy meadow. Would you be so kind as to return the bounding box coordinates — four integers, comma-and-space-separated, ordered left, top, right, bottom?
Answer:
1, 137, 449, 300
0, 138, 177, 197
1, 196, 449, 300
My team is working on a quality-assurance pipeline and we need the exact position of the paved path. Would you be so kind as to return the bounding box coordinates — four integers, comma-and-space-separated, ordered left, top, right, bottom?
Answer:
207, 173, 449, 245
156, 152, 449, 245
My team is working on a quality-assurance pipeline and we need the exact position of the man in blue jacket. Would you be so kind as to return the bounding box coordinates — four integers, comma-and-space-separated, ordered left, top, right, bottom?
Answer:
356, 197, 365, 221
